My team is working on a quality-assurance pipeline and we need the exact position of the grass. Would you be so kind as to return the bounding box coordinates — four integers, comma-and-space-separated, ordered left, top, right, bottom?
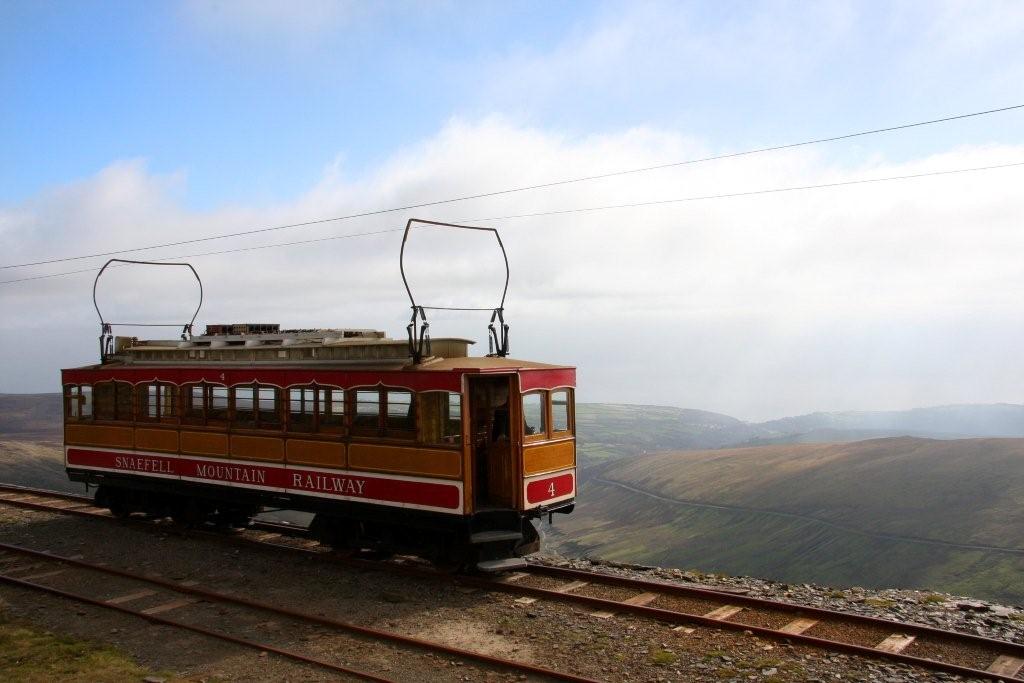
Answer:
555, 434, 1024, 604
0, 614, 157, 683
863, 598, 896, 608
650, 649, 677, 666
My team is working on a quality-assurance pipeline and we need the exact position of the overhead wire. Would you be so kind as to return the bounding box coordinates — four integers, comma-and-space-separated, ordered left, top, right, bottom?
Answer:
3, 158, 1021, 287
2, 103, 1023, 271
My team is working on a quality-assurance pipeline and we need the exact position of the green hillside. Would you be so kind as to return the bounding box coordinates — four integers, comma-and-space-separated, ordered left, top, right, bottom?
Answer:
547, 437, 1024, 603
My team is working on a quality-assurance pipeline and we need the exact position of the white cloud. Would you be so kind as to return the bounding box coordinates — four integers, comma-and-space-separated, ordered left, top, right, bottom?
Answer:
2, 118, 1023, 419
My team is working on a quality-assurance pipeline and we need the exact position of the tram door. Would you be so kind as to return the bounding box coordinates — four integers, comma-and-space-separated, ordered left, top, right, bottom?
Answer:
468, 376, 515, 509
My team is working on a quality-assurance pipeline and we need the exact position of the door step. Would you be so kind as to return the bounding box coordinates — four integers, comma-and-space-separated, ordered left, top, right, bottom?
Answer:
477, 557, 528, 573
470, 530, 523, 544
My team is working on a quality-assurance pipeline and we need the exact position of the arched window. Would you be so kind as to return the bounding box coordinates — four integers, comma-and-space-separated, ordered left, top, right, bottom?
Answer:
287, 386, 345, 433
93, 381, 134, 422
232, 384, 281, 430
288, 386, 316, 432
349, 387, 416, 439
181, 382, 228, 425
318, 388, 345, 433
138, 383, 178, 423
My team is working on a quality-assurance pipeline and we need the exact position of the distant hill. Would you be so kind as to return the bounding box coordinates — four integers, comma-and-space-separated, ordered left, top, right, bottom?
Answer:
547, 437, 1024, 604
750, 404, 1024, 444
576, 402, 1024, 465
575, 404, 757, 465
0, 393, 62, 440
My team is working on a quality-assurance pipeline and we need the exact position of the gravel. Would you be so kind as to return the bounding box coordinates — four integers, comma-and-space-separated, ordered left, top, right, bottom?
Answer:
1, 503, 1019, 682
531, 554, 1024, 646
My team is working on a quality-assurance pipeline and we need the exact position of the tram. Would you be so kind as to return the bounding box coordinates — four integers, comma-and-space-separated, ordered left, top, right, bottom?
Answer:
61, 220, 576, 571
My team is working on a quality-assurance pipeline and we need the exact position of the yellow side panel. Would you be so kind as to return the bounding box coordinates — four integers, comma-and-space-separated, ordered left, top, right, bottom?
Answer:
349, 443, 461, 479
523, 439, 576, 475
286, 440, 346, 468
65, 424, 134, 449
180, 431, 229, 457
134, 428, 179, 453
230, 434, 285, 462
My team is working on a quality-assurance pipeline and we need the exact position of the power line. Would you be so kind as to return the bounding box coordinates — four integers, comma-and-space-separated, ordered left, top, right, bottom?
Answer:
0, 227, 404, 285
467, 160, 1024, 222
3, 158, 1020, 287
3, 103, 1022, 271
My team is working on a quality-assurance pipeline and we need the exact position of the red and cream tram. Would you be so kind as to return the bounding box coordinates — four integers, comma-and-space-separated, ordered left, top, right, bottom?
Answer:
61, 220, 576, 571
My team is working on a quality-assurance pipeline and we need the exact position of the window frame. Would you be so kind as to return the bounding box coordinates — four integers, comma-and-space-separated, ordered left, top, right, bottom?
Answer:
180, 382, 229, 426
231, 383, 282, 431
64, 384, 93, 422
521, 390, 548, 442
317, 386, 346, 434
417, 390, 463, 447
93, 380, 134, 422
383, 388, 417, 440
549, 387, 574, 437
348, 386, 418, 440
287, 385, 318, 433
137, 382, 179, 424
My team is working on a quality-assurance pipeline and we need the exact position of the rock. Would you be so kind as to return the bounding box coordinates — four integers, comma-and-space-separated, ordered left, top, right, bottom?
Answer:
956, 600, 989, 612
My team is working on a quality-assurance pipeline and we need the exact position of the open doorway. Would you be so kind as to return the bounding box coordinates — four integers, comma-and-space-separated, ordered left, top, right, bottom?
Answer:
468, 375, 515, 509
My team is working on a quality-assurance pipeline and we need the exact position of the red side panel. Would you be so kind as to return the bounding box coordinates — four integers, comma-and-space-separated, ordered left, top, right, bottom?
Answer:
519, 368, 576, 391
65, 447, 464, 513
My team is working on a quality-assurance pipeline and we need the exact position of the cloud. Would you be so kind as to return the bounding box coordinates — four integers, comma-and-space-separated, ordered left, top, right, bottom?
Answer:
2, 118, 1023, 419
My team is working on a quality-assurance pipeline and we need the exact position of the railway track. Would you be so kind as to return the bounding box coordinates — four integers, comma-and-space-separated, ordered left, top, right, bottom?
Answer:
0, 485, 594, 683
2, 483, 1022, 682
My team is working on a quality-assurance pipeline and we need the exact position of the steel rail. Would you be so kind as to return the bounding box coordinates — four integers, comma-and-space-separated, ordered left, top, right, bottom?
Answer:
0, 542, 597, 683
0, 573, 394, 682
0, 483, 92, 502
2, 484, 1021, 681
523, 562, 1024, 656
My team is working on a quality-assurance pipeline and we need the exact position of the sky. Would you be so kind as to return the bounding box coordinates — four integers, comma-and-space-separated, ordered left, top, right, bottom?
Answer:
2, 0, 1024, 421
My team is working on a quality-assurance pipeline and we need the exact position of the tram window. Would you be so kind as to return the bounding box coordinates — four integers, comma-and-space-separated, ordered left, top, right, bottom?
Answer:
258, 387, 281, 427
319, 389, 345, 432
93, 381, 132, 421
64, 386, 77, 418
94, 382, 115, 420
353, 389, 380, 431
183, 384, 205, 423
141, 383, 177, 421
81, 385, 93, 418
65, 385, 92, 420
420, 392, 462, 445
522, 392, 546, 438
385, 390, 415, 437
115, 382, 134, 420
551, 389, 571, 433
289, 387, 315, 432
233, 386, 256, 427
208, 386, 229, 421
